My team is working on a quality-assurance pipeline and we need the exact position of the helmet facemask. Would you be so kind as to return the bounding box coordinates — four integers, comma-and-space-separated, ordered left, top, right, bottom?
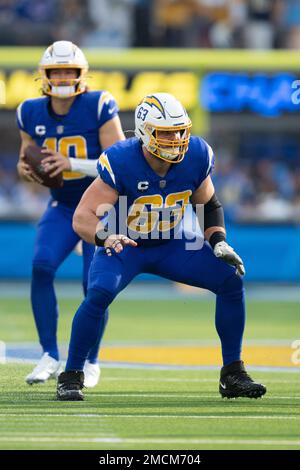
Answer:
39, 65, 87, 99
145, 123, 192, 164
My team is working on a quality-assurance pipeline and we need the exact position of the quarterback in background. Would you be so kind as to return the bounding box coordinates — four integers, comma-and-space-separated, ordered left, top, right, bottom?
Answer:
16, 41, 125, 387
56, 92, 266, 401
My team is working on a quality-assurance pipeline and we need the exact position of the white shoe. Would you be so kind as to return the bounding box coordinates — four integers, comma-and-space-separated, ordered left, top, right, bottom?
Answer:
25, 353, 62, 385
83, 361, 101, 388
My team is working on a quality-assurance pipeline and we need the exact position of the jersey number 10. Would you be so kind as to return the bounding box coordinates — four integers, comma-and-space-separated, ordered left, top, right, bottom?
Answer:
43, 136, 88, 180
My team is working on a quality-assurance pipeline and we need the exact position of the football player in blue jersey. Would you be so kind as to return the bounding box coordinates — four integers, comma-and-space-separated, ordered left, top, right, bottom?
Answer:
56, 92, 266, 401
16, 41, 125, 387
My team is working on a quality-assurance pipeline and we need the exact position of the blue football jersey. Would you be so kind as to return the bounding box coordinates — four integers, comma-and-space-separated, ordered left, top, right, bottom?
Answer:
97, 136, 214, 246
16, 91, 119, 206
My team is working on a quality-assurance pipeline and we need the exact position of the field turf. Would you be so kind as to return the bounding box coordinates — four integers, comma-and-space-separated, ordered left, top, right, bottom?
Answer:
0, 296, 299, 450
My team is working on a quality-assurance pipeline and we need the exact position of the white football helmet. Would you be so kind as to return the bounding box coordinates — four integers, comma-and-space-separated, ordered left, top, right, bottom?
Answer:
39, 41, 88, 98
135, 93, 192, 163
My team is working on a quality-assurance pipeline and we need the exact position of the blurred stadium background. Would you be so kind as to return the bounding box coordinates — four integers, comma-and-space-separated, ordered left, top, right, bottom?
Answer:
1, 0, 300, 281
0, 0, 300, 451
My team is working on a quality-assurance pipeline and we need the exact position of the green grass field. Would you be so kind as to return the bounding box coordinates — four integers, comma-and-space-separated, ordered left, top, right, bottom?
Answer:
0, 295, 299, 450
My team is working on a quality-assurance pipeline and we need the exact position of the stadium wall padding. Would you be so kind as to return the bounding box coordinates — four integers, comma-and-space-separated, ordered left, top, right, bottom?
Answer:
1, 222, 300, 282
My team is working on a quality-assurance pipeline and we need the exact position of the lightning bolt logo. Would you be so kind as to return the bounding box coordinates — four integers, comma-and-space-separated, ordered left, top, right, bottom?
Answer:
98, 152, 116, 185
143, 95, 166, 119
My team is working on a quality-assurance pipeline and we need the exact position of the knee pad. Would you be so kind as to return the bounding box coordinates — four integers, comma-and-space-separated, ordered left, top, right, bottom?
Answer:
86, 287, 115, 311
217, 272, 244, 298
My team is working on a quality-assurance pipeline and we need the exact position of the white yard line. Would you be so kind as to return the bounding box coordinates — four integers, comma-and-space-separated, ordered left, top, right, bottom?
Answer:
0, 413, 299, 420
1, 393, 299, 402
0, 436, 299, 446
104, 377, 300, 383
0, 436, 122, 443
90, 393, 300, 400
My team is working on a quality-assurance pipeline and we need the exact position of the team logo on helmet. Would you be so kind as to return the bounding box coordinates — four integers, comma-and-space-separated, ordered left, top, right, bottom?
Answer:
143, 95, 166, 119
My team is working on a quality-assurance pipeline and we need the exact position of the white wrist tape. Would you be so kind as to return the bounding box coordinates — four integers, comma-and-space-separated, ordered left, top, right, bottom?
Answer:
69, 158, 98, 177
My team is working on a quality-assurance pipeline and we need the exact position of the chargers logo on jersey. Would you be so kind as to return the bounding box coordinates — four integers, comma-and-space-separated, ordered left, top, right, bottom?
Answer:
98, 91, 115, 119
98, 152, 116, 185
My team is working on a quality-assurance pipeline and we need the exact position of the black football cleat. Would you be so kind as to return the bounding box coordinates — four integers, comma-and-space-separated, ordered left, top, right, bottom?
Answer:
57, 370, 84, 401
219, 360, 266, 399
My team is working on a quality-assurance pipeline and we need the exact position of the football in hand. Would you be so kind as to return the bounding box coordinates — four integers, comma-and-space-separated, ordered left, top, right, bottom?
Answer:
24, 145, 64, 189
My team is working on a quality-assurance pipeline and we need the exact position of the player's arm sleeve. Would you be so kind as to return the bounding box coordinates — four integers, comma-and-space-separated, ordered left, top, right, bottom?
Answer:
97, 91, 119, 127
97, 150, 123, 193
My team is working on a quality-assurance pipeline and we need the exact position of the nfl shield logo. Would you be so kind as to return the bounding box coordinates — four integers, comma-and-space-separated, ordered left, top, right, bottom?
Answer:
159, 180, 166, 189
57, 125, 64, 134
